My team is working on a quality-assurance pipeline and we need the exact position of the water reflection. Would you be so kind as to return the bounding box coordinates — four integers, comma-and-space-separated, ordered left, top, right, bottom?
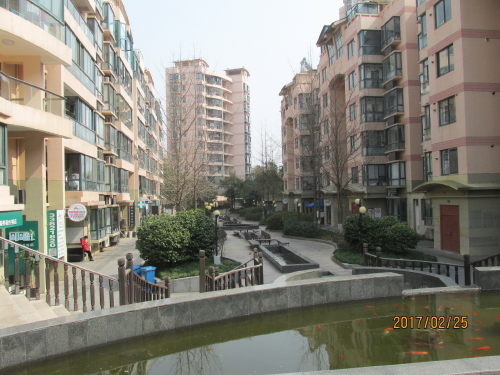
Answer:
4, 292, 500, 375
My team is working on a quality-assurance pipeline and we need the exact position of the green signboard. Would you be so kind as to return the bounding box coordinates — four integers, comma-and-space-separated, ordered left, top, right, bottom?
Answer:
0, 210, 23, 229
5, 221, 38, 275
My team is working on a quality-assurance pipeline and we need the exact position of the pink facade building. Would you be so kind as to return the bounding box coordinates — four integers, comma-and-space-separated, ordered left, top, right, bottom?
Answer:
166, 59, 251, 183
281, 0, 500, 256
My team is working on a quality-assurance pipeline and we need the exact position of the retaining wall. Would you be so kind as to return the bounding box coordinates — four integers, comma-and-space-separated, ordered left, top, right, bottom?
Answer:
0, 272, 403, 370
474, 266, 500, 290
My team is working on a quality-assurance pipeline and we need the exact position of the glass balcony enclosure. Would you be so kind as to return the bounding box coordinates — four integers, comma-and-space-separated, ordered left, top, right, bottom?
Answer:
381, 16, 401, 50
346, 2, 379, 22
0, 0, 64, 41
421, 106, 431, 142
359, 64, 383, 89
358, 30, 383, 56
362, 131, 386, 156
385, 125, 405, 152
382, 52, 402, 83
361, 96, 384, 122
384, 88, 404, 118
388, 161, 406, 186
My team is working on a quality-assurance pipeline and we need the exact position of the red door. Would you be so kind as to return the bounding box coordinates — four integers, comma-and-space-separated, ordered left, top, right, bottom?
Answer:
440, 205, 460, 253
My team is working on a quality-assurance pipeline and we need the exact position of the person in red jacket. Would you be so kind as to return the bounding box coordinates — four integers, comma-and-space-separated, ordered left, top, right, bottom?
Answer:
80, 236, 94, 261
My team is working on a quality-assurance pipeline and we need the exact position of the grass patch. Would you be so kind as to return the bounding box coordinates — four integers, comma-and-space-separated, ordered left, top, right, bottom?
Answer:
333, 248, 438, 266
154, 259, 241, 280
318, 229, 344, 243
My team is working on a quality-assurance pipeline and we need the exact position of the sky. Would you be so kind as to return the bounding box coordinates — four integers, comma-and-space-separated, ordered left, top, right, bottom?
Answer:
123, 0, 345, 164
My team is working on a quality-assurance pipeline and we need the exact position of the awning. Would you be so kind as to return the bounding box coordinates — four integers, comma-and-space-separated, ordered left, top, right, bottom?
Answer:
305, 199, 324, 208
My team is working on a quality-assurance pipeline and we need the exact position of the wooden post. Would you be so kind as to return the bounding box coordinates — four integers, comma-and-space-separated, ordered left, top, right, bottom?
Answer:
199, 250, 206, 293
463, 254, 471, 286
118, 258, 128, 306
164, 277, 171, 298
376, 247, 382, 267
64, 264, 69, 309
81, 270, 87, 312
363, 244, 368, 266
209, 266, 216, 291
3, 241, 9, 288
258, 252, 264, 285
45, 259, 51, 305
34, 255, 40, 300
53, 262, 59, 305
126, 252, 134, 270
24, 251, 31, 299
14, 246, 20, 294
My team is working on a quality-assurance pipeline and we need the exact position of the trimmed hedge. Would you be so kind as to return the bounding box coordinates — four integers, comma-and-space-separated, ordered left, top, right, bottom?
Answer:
283, 218, 321, 238
266, 211, 314, 230
343, 214, 419, 253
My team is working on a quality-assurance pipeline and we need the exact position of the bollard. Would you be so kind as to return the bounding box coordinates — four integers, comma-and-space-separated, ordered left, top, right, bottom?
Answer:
463, 254, 471, 285
118, 258, 128, 305
164, 276, 171, 298
376, 247, 382, 267
363, 243, 369, 266
199, 250, 206, 293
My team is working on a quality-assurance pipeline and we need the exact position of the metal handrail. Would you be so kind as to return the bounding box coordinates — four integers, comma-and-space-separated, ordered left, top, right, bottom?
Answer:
0, 71, 65, 100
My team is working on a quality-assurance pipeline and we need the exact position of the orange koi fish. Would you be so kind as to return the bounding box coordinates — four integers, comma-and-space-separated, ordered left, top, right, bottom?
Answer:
338, 355, 345, 360
494, 317, 500, 320
394, 304, 402, 308
423, 306, 429, 309
474, 320, 483, 324
472, 346, 490, 351
365, 305, 376, 308
438, 306, 443, 309
469, 312, 479, 316
316, 325, 323, 330
429, 344, 444, 349
405, 351, 429, 355
373, 312, 378, 316
467, 337, 484, 341
385, 328, 394, 331
474, 329, 481, 332
409, 342, 423, 346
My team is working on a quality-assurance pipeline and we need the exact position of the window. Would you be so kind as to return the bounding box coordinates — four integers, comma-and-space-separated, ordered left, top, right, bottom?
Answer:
360, 64, 383, 89
0, 124, 6, 185
351, 166, 359, 183
299, 114, 309, 129
347, 40, 355, 58
196, 72, 203, 80
362, 131, 386, 156
327, 39, 335, 65
301, 156, 313, 172
364, 164, 387, 186
421, 105, 431, 141
361, 97, 384, 122
420, 59, 429, 95
381, 16, 401, 49
302, 176, 314, 191
421, 199, 433, 226
348, 71, 356, 90
322, 68, 327, 83
437, 45, 454, 76
334, 29, 343, 57
382, 52, 402, 82
350, 134, 359, 152
439, 96, 456, 126
323, 120, 329, 134
300, 135, 311, 151
294, 97, 297, 109
387, 198, 407, 222
418, 13, 427, 49
349, 103, 357, 121
435, 0, 452, 28
324, 146, 330, 160
384, 88, 404, 117
294, 137, 298, 149
296, 178, 300, 190
296, 157, 300, 169
298, 93, 311, 109
323, 93, 328, 108
358, 30, 382, 56
441, 148, 458, 175
388, 162, 406, 186
386, 125, 405, 152
423, 151, 433, 182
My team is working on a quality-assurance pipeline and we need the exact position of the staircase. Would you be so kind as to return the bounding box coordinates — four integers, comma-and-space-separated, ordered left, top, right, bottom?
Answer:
0, 286, 73, 330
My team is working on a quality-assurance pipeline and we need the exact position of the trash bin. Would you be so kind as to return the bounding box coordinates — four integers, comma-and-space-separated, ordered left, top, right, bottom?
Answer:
67, 247, 85, 262
140, 266, 156, 284
133, 265, 141, 275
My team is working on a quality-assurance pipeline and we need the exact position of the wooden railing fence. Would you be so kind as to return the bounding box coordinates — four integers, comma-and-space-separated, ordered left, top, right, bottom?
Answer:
118, 253, 170, 305
199, 250, 263, 292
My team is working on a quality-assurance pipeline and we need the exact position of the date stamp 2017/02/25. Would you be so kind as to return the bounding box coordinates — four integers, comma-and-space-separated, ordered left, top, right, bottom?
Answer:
393, 316, 468, 329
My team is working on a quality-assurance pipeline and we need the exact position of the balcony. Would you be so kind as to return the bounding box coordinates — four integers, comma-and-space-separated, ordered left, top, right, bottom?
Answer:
66, 0, 94, 46
382, 52, 402, 85
381, 17, 401, 51
419, 74, 429, 96
383, 88, 404, 119
66, 115, 96, 144
385, 125, 405, 152
346, 2, 379, 22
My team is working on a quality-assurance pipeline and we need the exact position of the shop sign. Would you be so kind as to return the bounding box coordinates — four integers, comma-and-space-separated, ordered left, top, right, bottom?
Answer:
47, 210, 66, 258
6, 221, 39, 250
282, 199, 288, 204
324, 199, 332, 207
128, 205, 135, 227
68, 204, 87, 222
0, 210, 23, 229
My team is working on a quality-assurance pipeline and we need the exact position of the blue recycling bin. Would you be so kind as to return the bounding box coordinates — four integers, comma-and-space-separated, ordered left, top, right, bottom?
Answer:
133, 265, 141, 275
140, 266, 156, 284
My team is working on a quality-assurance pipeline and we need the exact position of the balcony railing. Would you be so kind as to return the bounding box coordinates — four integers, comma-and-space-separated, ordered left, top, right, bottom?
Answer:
0, 0, 65, 41
381, 17, 401, 50
66, 115, 96, 144
0, 71, 65, 116
360, 79, 383, 89
346, 2, 379, 22
66, 0, 94, 45
65, 64, 95, 95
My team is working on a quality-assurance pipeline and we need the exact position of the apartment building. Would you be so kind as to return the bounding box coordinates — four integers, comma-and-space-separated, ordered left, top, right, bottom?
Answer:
0, 0, 164, 277
281, 0, 500, 256
165, 59, 251, 184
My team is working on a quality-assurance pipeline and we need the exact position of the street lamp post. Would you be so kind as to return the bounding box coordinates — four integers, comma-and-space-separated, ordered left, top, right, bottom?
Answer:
213, 209, 221, 264
355, 199, 366, 253
297, 203, 302, 220
294, 198, 299, 219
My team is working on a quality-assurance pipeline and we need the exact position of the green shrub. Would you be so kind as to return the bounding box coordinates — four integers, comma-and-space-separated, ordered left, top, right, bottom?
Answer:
283, 218, 321, 238
334, 248, 364, 265
136, 210, 216, 267
343, 214, 419, 253
245, 212, 262, 221
266, 211, 313, 230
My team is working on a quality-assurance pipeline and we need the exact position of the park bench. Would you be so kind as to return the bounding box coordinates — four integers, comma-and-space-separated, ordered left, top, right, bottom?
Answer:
247, 230, 289, 249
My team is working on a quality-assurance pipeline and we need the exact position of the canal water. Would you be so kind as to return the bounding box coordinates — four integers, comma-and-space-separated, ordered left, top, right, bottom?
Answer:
4, 291, 500, 375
